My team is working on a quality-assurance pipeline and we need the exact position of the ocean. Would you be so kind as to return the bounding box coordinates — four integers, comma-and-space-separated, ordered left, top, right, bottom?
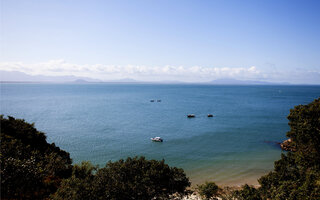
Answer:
1, 83, 319, 186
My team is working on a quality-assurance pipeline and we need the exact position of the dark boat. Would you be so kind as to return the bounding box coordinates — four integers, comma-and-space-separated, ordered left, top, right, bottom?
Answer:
187, 114, 195, 118
207, 114, 213, 117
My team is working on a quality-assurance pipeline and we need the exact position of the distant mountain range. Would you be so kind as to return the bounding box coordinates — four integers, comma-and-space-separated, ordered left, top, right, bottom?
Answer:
0, 70, 101, 83
208, 78, 290, 85
0, 70, 291, 85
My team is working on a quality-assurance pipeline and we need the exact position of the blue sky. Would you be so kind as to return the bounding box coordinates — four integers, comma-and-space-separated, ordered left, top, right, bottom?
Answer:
1, 0, 320, 83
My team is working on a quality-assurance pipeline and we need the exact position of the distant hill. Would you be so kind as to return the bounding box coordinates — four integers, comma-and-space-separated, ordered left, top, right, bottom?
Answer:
107, 78, 138, 83
208, 79, 290, 85
72, 79, 90, 83
0, 70, 144, 83
0, 70, 101, 83
0, 70, 293, 85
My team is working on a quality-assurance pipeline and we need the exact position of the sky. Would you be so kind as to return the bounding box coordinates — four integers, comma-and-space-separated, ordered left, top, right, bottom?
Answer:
1, 0, 320, 83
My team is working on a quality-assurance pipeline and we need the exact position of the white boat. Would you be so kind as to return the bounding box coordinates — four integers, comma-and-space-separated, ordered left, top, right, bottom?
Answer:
151, 137, 163, 142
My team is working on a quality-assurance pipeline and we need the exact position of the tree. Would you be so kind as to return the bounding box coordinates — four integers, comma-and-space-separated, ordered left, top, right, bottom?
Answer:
0, 116, 72, 199
197, 181, 219, 200
232, 184, 261, 200
286, 98, 320, 167
51, 162, 97, 200
92, 156, 190, 199
53, 156, 191, 200
258, 98, 320, 199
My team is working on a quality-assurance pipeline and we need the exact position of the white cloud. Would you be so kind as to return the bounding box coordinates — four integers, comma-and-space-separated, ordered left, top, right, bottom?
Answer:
0, 60, 319, 83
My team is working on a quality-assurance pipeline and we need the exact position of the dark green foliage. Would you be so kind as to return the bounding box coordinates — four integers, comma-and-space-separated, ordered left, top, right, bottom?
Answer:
98, 156, 190, 199
233, 184, 261, 200
258, 98, 320, 200
52, 156, 190, 200
51, 161, 97, 200
0, 115, 72, 199
197, 181, 219, 199
93, 156, 190, 199
286, 98, 320, 168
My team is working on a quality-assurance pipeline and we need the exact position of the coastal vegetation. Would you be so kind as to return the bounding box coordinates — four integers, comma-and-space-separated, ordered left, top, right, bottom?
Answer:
52, 157, 190, 200
257, 97, 320, 199
0, 115, 72, 199
1, 97, 319, 199
231, 97, 320, 199
197, 181, 219, 199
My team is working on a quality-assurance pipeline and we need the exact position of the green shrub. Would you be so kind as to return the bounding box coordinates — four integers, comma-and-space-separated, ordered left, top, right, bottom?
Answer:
51, 161, 97, 200
258, 98, 320, 199
233, 184, 261, 200
52, 156, 191, 200
0, 116, 72, 199
197, 181, 219, 199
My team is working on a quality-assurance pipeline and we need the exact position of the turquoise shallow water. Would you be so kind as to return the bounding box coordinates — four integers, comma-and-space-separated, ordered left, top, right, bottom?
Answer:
1, 83, 320, 186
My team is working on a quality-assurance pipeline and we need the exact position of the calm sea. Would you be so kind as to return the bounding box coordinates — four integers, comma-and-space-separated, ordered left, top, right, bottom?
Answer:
1, 83, 320, 186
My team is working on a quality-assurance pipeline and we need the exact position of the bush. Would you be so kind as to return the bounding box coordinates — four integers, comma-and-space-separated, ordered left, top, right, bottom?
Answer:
0, 116, 72, 199
197, 181, 219, 199
51, 161, 97, 200
233, 184, 261, 200
224, 98, 320, 200
52, 156, 191, 200
258, 98, 320, 199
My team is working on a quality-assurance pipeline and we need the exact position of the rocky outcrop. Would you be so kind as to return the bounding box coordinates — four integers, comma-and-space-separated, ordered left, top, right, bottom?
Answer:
280, 138, 297, 152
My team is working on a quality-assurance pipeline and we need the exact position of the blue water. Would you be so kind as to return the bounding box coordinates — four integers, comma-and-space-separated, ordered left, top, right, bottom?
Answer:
1, 83, 320, 186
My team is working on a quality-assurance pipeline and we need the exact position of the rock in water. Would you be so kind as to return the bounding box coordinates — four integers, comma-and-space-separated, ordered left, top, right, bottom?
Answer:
280, 138, 297, 152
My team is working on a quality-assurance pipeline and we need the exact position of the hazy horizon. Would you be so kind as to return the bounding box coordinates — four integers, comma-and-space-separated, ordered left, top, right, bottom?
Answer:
0, 69, 301, 84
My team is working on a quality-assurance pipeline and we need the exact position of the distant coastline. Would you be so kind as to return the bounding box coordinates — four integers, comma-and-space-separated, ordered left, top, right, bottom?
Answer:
1, 70, 313, 85
2, 81, 320, 86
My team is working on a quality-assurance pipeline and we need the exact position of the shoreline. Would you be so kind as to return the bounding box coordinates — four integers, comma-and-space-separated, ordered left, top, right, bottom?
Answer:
187, 169, 267, 187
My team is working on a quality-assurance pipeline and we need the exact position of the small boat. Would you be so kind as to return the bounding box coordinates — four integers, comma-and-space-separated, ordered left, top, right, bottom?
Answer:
187, 114, 195, 118
207, 114, 213, 117
150, 100, 155, 102
151, 137, 163, 142
157, 100, 161, 102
